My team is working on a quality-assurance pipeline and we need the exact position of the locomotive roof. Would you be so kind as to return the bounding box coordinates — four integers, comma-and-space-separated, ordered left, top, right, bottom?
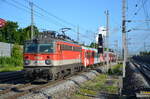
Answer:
24, 31, 80, 45
25, 31, 115, 53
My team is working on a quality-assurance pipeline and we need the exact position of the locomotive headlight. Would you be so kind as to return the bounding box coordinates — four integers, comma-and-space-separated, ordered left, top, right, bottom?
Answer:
45, 60, 51, 65
24, 60, 30, 65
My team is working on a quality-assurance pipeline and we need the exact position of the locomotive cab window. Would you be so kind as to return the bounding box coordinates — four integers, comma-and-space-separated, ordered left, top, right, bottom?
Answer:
24, 43, 54, 53
39, 44, 53, 53
25, 44, 38, 53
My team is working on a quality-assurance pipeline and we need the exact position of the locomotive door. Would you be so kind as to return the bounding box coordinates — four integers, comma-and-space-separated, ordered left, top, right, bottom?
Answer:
57, 44, 62, 66
86, 51, 89, 66
84, 51, 87, 67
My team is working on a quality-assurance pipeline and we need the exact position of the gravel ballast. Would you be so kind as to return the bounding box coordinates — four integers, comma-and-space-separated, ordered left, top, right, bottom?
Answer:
19, 70, 100, 99
123, 62, 150, 95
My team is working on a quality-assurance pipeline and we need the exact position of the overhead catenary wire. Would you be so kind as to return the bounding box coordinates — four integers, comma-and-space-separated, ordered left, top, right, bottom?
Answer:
141, 0, 150, 28
23, 0, 77, 28
24, 0, 96, 40
18, 0, 94, 41
1, 0, 94, 41
130, 0, 148, 20
23, 0, 93, 33
127, 0, 150, 54
1, 0, 65, 28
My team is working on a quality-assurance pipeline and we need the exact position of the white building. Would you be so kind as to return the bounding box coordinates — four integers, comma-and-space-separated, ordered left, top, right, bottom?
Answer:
96, 26, 106, 43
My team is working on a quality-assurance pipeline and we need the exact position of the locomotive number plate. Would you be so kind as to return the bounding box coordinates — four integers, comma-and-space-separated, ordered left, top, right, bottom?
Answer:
35, 61, 44, 64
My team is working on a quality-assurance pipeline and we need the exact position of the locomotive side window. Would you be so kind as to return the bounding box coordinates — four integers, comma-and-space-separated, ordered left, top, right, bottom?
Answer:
39, 44, 53, 53
60, 44, 81, 51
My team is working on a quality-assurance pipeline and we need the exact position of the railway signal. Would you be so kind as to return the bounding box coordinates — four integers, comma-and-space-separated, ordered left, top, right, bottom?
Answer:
98, 34, 103, 53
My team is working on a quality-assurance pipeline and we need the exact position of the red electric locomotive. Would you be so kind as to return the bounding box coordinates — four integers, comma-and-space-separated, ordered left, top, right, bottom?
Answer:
23, 31, 116, 81
24, 31, 83, 80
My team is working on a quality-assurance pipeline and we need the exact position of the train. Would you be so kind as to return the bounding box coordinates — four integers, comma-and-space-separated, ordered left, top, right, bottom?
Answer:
23, 31, 116, 81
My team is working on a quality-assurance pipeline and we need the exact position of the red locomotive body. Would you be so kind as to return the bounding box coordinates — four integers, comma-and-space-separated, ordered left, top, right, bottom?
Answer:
23, 31, 116, 81
55, 41, 81, 66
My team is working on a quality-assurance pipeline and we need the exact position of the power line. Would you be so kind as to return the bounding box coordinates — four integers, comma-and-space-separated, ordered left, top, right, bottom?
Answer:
23, 0, 76, 28
1, 0, 29, 13
4, 0, 76, 29
23, 0, 94, 34
1, 0, 72, 32
1, 0, 62, 28
141, 0, 150, 28
127, 0, 150, 55
131, 0, 148, 19
11, 0, 68, 28
23, 0, 94, 41
1, 0, 94, 42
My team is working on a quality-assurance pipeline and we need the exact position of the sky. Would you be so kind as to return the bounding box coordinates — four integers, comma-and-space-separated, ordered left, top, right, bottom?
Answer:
0, 0, 149, 55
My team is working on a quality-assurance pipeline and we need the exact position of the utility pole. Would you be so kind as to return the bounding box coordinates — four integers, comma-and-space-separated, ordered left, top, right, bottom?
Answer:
122, 0, 127, 78
29, 1, 34, 40
115, 40, 118, 62
77, 25, 79, 42
105, 10, 109, 72
144, 42, 146, 51
93, 32, 96, 48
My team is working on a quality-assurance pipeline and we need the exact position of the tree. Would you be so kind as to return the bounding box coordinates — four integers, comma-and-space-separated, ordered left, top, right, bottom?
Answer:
0, 21, 19, 43
23, 25, 39, 40
0, 20, 39, 45
90, 42, 98, 48
18, 25, 39, 44
140, 51, 150, 56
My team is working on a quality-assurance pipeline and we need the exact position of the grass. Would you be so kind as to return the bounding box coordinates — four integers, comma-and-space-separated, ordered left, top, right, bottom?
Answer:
78, 88, 97, 95
71, 93, 93, 99
108, 64, 123, 75
71, 74, 119, 99
0, 65, 23, 72
112, 64, 123, 70
0, 44, 23, 72
0, 57, 23, 72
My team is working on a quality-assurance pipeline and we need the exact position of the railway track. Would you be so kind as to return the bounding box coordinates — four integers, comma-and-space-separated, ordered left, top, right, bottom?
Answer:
0, 71, 23, 76
6, 79, 65, 99
0, 70, 86, 99
131, 60, 150, 83
0, 71, 26, 96
0, 63, 110, 99
130, 59, 150, 98
0, 71, 24, 83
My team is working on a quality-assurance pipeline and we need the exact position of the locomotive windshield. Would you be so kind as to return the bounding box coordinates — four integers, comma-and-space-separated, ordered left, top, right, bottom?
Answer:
25, 43, 53, 53
39, 44, 53, 53
25, 44, 38, 53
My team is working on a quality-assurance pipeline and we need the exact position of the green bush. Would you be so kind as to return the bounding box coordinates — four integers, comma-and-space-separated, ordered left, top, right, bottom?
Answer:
11, 44, 22, 59
108, 68, 113, 75
108, 64, 123, 75
12, 44, 23, 66
113, 64, 122, 75
0, 44, 23, 71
